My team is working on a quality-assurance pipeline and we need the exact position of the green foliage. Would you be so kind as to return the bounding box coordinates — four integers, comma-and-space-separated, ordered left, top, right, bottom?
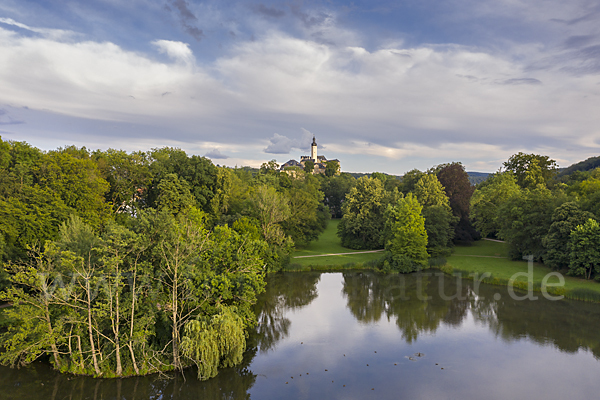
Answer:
281, 174, 329, 247
497, 186, 565, 261
400, 169, 424, 194
503, 152, 558, 188
36, 147, 111, 228
303, 160, 314, 174
252, 185, 290, 245
181, 306, 246, 380
542, 202, 595, 270
155, 173, 195, 215
93, 149, 151, 215
471, 172, 521, 237
382, 193, 428, 272
324, 160, 340, 177
338, 177, 387, 250
422, 205, 456, 258
259, 159, 280, 174
413, 174, 450, 208
320, 173, 355, 218
436, 162, 478, 242
1, 207, 267, 380
568, 218, 600, 279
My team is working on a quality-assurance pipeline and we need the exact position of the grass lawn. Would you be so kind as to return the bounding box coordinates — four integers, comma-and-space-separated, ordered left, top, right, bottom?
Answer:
448, 239, 600, 294
291, 219, 383, 267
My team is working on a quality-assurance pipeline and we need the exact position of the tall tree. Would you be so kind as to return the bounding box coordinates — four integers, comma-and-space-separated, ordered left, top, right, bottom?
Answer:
542, 202, 595, 270
413, 174, 450, 208
568, 218, 600, 280
338, 177, 387, 249
382, 193, 428, 272
470, 172, 521, 238
320, 173, 355, 218
436, 163, 478, 242
503, 152, 558, 188
498, 186, 565, 260
324, 160, 340, 177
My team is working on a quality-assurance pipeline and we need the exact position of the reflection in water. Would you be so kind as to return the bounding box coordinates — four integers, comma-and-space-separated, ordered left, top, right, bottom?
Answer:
0, 348, 258, 400
341, 271, 470, 343
469, 282, 600, 359
342, 270, 600, 358
2, 271, 600, 399
253, 272, 321, 353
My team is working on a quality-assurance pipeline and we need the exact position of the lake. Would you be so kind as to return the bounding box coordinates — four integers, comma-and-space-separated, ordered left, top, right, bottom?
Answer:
2, 271, 600, 399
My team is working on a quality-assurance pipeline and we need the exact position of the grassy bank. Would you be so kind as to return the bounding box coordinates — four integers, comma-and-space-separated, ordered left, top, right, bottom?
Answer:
290, 219, 383, 268
445, 239, 600, 301
288, 221, 600, 302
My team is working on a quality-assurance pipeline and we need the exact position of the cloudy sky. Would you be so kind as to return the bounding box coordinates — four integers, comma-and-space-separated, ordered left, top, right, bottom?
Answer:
1, 0, 599, 174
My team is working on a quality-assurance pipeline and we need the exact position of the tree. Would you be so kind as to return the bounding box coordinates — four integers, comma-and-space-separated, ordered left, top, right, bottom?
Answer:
436, 162, 478, 242
503, 152, 558, 188
324, 160, 340, 177
568, 218, 600, 280
303, 160, 314, 174
93, 149, 151, 215
382, 193, 428, 272
542, 202, 595, 270
497, 186, 565, 260
281, 174, 329, 247
320, 173, 355, 218
155, 173, 195, 215
338, 177, 387, 249
422, 205, 455, 258
35, 147, 111, 228
470, 172, 521, 238
413, 174, 450, 208
401, 169, 425, 194
260, 159, 280, 174
252, 185, 290, 246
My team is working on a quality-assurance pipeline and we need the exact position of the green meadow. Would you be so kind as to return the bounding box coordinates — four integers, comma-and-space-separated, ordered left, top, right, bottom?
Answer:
289, 219, 383, 268
447, 239, 600, 294
290, 220, 600, 299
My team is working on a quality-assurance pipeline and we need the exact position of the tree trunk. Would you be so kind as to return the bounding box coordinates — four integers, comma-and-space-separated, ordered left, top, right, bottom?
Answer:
114, 270, 122, 376
86, 276, 101, 375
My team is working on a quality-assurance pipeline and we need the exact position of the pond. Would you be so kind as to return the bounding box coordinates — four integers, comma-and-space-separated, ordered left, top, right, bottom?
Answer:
2, 271, 600, 399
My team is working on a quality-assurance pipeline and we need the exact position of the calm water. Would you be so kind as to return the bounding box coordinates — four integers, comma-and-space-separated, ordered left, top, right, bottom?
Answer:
2, 271, 600, 400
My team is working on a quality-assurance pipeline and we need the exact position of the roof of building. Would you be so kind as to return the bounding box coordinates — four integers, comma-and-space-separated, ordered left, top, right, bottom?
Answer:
281, 159, 302, 169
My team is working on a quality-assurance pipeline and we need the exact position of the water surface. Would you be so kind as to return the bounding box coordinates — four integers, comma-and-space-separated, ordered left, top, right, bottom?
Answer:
2, 271, 600, 399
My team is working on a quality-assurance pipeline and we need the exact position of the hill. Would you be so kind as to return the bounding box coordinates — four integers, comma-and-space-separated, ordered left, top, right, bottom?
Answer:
558, 155, 600, 177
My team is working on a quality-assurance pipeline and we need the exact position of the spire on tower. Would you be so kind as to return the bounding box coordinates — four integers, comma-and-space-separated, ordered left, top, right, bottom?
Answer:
312, 136, 317, 146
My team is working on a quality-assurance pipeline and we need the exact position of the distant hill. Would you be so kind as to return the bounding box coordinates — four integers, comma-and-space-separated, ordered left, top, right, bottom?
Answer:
467, 172, 490, 185
346, 171, 489, 185
558, 155, 600, 177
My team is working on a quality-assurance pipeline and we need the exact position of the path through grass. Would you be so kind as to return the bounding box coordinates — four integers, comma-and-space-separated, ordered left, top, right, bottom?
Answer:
291, 219, 383, 267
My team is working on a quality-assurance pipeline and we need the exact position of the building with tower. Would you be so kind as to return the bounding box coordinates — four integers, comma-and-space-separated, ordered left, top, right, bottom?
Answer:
280, 136, 340, 175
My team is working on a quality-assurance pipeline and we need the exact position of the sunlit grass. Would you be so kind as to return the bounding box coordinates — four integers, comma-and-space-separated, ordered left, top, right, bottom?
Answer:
291, 219, 383, 267
448, 240, 600, 294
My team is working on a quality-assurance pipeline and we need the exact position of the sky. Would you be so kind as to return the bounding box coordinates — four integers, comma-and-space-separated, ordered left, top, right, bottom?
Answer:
0, 0, 599, 174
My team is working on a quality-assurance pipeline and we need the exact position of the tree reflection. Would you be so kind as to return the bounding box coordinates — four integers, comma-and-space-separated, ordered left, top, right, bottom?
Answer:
470, 284, 600, 359
253, 272, 321, 353
341, 271, 470, 343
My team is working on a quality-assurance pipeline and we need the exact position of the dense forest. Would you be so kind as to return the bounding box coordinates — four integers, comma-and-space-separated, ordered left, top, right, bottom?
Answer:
1, 136, 599, 380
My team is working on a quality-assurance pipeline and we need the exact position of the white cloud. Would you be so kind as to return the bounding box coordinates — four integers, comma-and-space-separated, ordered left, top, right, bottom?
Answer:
264, 128, 313, 154
0, 16, 599, 173
0, 17, 75, 40
152, 39, 194, 64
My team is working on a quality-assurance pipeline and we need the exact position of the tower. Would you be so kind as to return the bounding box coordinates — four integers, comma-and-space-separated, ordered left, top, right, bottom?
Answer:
311, 136, 317, 162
